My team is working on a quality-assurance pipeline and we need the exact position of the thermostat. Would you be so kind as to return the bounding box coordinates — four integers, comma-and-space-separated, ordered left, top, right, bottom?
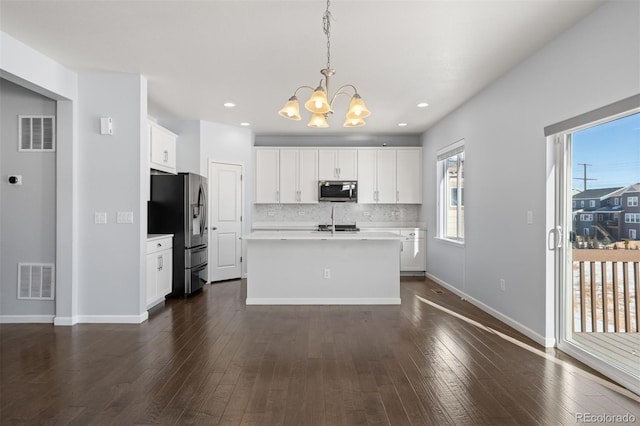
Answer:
8, 175, 22, 185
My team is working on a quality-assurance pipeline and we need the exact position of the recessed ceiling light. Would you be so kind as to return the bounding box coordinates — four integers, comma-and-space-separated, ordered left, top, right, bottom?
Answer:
240, 122, 250, 127
417, 102, 429, 108
398, 123, 408, 127
223, 102, 236, 108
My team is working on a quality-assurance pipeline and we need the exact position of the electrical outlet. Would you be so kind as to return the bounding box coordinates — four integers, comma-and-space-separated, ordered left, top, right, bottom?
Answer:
500, 278, 506, 292
527, 210, 533, 225
267, 211, 275, 216
298, 211, 305, 216
324, 268, 331, 279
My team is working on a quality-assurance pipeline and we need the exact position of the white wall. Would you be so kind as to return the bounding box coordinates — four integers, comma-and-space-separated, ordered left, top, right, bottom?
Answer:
77, 73, 148, 322
0, 79, 57, 318
420, 1, 640, 345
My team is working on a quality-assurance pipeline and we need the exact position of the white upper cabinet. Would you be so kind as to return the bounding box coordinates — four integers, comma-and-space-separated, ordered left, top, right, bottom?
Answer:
318, 149, 358, 180
357, 149, 396, 203
256, 146, 421, 205
357, 149, 377, 203
255, 149, 280, 203
279, 149, 318, 204
357, 148, 422, 204
376, 150, 397, 203
396, 148, 422, 203
149, 121, 177, 174
255, 148, 318, 204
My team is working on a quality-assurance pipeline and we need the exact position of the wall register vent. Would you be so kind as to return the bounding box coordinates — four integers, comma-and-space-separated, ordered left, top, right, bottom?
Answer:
18, 263, 55, 300
19, 115, 56, 152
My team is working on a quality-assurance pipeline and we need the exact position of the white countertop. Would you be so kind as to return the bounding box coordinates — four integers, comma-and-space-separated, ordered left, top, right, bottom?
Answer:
252, 221, 426, 231
147, 234, 174, 241
244, 231, 402, 240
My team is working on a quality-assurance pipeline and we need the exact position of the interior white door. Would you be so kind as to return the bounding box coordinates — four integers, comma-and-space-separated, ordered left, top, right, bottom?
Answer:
209, 161, 243, 282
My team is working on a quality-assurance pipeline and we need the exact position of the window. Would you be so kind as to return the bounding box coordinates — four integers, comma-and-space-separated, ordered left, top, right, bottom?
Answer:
437, 140, 464, 242
614, 198, 620, 205
572, 201, 576, 208
580, 214, 593, 222
625, 213, 640, 223
628, 196, 638, 207
581, 201, 585, 207
450, 188, 464, 207
589, 200, 596, 207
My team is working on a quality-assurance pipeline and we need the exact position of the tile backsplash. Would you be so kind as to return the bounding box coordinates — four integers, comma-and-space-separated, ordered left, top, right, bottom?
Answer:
253, 203, 419, 225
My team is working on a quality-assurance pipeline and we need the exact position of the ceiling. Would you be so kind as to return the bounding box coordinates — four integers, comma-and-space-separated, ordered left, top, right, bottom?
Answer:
0, 0, 604, 136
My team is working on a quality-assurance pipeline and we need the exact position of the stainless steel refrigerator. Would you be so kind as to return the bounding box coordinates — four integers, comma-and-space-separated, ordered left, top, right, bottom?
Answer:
148, 172, 208, 296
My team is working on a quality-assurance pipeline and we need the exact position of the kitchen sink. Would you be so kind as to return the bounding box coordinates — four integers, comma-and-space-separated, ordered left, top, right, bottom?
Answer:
317, 224, 360, 232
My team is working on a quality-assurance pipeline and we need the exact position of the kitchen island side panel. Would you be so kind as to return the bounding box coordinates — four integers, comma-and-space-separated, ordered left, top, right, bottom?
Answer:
246, 239, 401, 304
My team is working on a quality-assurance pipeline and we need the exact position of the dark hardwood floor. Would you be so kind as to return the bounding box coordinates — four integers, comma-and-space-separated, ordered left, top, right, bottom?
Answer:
1, 277, 638, 425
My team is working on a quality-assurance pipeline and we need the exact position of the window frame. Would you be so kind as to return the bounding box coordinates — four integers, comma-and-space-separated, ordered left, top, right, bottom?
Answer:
627, 196, 638, 207
436, 140, 465, 244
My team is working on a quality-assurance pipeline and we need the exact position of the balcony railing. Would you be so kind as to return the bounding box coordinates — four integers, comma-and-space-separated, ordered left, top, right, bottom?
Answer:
573, 249, 639, 333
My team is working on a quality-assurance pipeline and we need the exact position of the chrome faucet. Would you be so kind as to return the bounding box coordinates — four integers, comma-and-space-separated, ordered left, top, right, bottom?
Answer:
331, 204, 336, 234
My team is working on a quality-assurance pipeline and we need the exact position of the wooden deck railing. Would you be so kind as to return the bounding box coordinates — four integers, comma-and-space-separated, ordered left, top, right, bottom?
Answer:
573, 249, 639, 333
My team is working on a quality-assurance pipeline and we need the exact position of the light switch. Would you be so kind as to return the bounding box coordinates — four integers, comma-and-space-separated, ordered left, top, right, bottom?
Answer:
117, 211, 134, 224
94, 212, 107, 224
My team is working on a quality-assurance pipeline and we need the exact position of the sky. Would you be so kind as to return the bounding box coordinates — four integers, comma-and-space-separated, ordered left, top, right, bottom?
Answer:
572, 112, 640, 191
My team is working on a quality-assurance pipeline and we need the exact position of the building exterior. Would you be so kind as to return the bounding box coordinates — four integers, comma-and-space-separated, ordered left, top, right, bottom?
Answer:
572, 184, 640, 242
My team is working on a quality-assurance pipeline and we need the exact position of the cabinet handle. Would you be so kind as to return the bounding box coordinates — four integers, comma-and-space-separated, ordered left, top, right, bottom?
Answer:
158, 255, 163, 271
335, 167, 339, 178
397, 190, 400, 202
276, 190, 279, 202
163, 150, 168, 163
337, 167, 341, 178
157, 243, 162, 248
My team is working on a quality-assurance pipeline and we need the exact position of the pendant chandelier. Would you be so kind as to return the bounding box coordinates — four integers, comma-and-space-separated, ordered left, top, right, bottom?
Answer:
278, 0, 370, 128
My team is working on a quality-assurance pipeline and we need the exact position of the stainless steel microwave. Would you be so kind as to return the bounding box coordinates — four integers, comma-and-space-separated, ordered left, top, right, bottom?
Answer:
318, 181, 357, 202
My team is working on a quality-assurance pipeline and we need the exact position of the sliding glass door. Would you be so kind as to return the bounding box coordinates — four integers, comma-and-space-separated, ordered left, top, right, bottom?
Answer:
551, 109, 639, 395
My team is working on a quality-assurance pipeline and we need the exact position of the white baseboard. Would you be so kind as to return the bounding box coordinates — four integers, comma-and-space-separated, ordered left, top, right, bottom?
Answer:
246, 297, 401, 305
75, 312, 149, 324
54, 316, 77, 326
426, 273, 554, 348
0, 315, 54, 324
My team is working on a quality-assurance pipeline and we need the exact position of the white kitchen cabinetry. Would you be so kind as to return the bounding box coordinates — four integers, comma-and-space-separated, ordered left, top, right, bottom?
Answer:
318, 149, 358, 180
279, 149, 318, 204
357, 149, 397, 203
357, 148, 421, 204
399, 228, 426, 272
360, 227, 426, 273
255, 148, 318, 204
396, 148, 422, 203
146, 235, 173, 309
149, 122, 177, 174
255, 149, 280, 203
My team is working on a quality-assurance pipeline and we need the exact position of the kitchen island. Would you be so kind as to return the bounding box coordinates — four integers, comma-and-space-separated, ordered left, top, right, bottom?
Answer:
244, 231, 402, 305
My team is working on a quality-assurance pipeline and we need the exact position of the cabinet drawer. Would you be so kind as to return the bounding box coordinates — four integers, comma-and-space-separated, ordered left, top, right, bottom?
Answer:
147, 237, 173, 254
400, 229, 425, 239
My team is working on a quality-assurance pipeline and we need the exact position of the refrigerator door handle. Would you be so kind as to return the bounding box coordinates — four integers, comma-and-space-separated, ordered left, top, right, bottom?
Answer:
199, 183, 207, 238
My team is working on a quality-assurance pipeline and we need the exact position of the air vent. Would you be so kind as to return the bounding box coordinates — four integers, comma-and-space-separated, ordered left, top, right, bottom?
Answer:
19, 116, 56, 152
18, 263, 55, 300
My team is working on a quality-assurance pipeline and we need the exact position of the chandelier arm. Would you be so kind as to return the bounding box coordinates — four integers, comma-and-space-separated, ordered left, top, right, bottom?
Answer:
292, 85, 318, 97
328, 84, 358, 106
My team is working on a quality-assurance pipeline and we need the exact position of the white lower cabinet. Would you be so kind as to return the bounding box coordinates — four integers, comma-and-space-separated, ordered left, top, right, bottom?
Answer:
146, 235, 173, 309
360, 227, 426, 273
399, 229, 426, 272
